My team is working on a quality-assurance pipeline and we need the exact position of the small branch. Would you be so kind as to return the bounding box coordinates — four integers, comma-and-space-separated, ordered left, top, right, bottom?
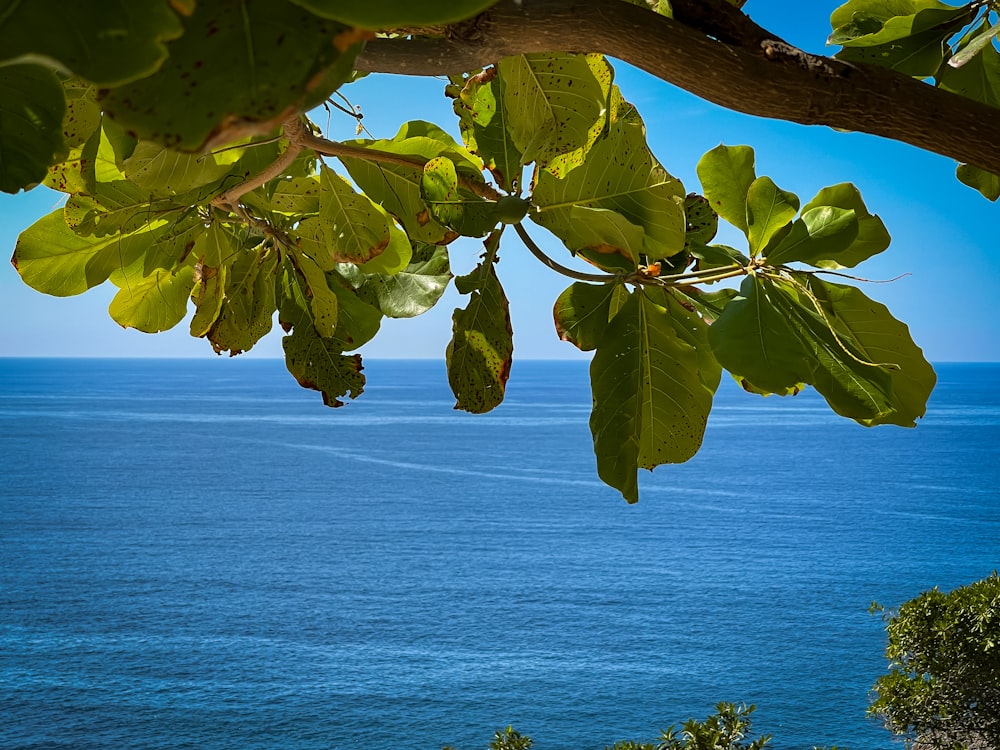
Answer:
211, 118, 307, 212
514, 222, 621, 283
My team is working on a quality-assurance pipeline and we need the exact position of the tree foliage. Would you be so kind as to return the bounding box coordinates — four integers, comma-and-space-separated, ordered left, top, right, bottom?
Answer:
869, 573, 1000, 749
3, 0, 998, 500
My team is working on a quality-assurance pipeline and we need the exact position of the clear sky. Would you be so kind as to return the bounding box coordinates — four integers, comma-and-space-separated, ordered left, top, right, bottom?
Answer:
0, 1, 996, 361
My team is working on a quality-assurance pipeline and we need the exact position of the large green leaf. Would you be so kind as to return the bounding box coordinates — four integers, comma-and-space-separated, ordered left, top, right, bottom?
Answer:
108, 260, 196, 333
563, 207, 647, 270
11, 209, 161, 296
340, 121, 483, 244
420, 156, 500, 238
324, 275, 383, 350
291, 250, 339, 338
499, 53, 613, 174
829, 0, 972, 47
805, 276, 935, 426
285, 0, 498, 27
0, 64, 66, 193
207, 247, 278, 355
450, 67, 524, 193
589, 289, 716, 504
346, 243, 452, 319
446, 248, 513, 414
0, 0, 182, 87
644, 287, 723, 393
190, 226, 236, 338
318, 165, 395, 264
101, 0, 364, 150
797, 182, 891, 266
123, 141, 238, 199
553, 281, 628, 351
764, 207, 860, 267
708, 274, 816, 396
533, 118, 686, 263
746, 176, 799, 255
696, 144, 756, 234
283, 323, 365, 408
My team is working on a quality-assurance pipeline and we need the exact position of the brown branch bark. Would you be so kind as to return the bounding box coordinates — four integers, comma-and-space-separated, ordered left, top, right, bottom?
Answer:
356, 0, 1000, 175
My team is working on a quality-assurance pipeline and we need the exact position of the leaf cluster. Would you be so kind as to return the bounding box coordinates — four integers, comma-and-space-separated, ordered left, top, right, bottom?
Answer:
828, 0, 1000, 200
4, 5, 938, 501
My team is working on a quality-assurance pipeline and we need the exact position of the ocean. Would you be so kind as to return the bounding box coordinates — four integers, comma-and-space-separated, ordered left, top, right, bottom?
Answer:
1, 358, 997, 750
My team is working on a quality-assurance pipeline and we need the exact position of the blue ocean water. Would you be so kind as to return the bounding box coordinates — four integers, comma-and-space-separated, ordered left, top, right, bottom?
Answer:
1, 358, 997, 750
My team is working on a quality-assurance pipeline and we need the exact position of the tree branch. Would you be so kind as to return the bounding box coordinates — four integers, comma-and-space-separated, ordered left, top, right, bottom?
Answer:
356, 0, 1000, 175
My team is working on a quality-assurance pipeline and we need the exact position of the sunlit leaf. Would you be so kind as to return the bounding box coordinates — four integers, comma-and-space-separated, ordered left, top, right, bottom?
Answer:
764, 207, 859, 267
12, 209, 162, 297
696, 144, 756, 234
291, 250, 339, 338
798, 182, 891, 266
533, 118, 685, 262
955, 164, 1000, 201
346, 243, 452, 319
746, 176, 799, 255
318, 165, 392, 265
108, 260, 197, 333
207, 246, 278, 355
450, 67, 524, 193
500, 52, 614, 173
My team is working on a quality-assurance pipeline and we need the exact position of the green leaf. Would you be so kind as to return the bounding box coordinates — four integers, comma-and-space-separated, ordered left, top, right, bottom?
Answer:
348, 243, 452, 319
696, 144, 756, 234
284, 0, 498, 27
938, 27, 1000, 106
207, 247, 279, 355
805, 276, 936, 426
450, 67, 524, 193
564, 207, 646, 271
0, 0, 183, 87
709, 273, 907, 421
764, 206, 860, 267
708, 274, 818, 396
446, 249, 513, 414
190, 262, 228, 338
291, 251, 339, 338
798, 182, 891, 267
835, 25, 954, 76
499, 53, 614, 173
101, 0, 365, 150
60, 79, 101, 150
0, 64, 66, 193
318, 165, 392, 265
644, 287, 723, 394
829, 0, 972, 48
11, 208, 161, 297
956, 164, 1000, 201
123, 141, 237, 198
420, 155, 498, 238
746, 176, 799, 255
683, 193, 718, 251
325, 276, 383, 350
533, 118, 686, 263
248, 175, 322, 215
340, 121, 482, 244
689, 243, 749, 274
589, 289, 716, 503
553, 281, 628, 351
108, 261, 197, 333
283, 324, 365, 408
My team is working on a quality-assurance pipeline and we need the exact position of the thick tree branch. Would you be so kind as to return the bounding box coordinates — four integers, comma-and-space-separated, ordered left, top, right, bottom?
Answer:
356, 0, 1000, 175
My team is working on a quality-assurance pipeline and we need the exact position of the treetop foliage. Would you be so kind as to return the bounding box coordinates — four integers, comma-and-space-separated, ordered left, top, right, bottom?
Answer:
3, 0, 997, 500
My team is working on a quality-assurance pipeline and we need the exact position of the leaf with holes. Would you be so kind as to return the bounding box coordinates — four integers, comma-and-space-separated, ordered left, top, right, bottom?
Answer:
499, 53, 613, 173
532, 118, 685, 262
446, 252, 513, 414
283, 323, 365, 408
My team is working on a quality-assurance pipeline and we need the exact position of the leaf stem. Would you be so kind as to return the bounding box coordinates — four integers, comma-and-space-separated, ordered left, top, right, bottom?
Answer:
513, 222, 623, 284
211, 117, 307, 212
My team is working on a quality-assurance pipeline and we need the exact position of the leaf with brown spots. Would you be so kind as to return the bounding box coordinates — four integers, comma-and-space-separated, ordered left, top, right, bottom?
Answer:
283, 323, 365, 408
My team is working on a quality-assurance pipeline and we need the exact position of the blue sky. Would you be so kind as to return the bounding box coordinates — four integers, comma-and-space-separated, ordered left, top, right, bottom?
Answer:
0, 1, 996, 361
